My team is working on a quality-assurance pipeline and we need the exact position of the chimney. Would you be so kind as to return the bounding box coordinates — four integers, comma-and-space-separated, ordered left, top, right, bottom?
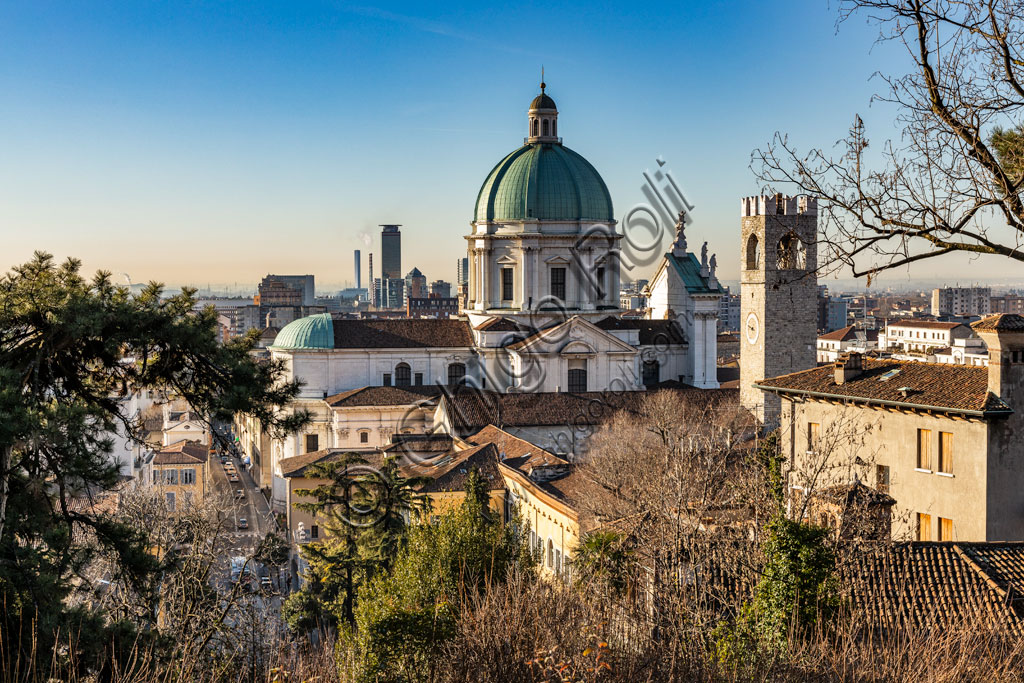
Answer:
834, 352, 863, 385
972, 314, 1024, 406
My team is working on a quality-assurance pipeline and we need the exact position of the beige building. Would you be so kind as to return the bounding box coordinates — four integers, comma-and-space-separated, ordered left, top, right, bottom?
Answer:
145, 440, 211, 511
755, 314, 1024, 542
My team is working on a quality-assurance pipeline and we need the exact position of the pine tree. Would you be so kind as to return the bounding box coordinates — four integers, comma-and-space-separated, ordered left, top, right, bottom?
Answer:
0, 252, 305, 674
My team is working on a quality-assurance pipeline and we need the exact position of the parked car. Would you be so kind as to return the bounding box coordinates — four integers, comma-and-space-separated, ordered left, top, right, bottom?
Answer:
260, 576, 273, 592
234, 489, 245, 500
229, 474, 240, 483
237, 517, 248, 530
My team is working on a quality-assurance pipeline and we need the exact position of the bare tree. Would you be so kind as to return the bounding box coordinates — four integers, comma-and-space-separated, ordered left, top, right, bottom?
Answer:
754, 0, 1024, 282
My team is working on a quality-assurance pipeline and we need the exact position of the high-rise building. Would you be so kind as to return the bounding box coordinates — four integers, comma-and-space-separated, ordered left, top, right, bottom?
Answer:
932, 286, 992, 317
257, 274, 315, 307
380, 225, 402, 280
405, 268, 427, 302
430, 280, 452, 298
354, 250, 361, 290
456, 257, 469, 286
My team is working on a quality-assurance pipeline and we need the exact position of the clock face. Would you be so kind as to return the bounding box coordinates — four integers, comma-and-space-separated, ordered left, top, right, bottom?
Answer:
745, 312, 760, 344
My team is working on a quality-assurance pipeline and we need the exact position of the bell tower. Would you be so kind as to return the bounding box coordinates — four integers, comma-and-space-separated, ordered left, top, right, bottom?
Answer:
739, 194, 818, 426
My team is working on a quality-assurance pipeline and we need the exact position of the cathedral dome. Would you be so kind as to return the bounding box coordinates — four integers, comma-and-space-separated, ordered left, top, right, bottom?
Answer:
474, 143, 614, 223
530, 93, 557, 110
271, 313, 334, 350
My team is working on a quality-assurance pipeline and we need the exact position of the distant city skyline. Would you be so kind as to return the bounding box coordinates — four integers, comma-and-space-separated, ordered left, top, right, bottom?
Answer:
4, 1, 1024, 287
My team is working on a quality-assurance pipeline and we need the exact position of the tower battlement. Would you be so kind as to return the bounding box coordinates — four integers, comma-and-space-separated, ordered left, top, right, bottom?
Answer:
741, 195, 817, 218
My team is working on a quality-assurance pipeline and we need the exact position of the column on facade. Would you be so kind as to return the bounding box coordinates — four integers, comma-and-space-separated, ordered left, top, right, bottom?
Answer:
704, 311, 718, 388
480, 242, 491, 309
520, 245, 531, 311
609, 245, 621, 310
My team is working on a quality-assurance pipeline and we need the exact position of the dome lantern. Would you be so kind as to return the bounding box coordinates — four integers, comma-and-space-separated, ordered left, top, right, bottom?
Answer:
527, 79, 559, 144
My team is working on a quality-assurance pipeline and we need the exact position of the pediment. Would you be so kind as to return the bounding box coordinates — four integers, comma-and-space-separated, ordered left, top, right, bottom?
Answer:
511, 316, 638, 355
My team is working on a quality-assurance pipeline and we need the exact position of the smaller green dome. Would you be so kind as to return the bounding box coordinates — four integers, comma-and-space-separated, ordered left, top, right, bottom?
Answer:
272, 313, 334, 350
530, 93, 556, 110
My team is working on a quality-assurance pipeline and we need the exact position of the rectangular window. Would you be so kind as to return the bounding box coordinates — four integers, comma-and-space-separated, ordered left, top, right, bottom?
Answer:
501, 267, 514, 301
414, 372, 423, 386
359, 431, 369, 444
917, 513, 932, 541
938, 432, 953, 474
166, 491, 176, 511
916, 429, 932, 470
383, 373, 391, 386
305, 434, 319, 453
165, 469, 178, 485
806, 422, 820, 450
939, 517, 953, 541
550, 267, 566, 301
596, 266, 605, 299
181, 468, 196, 485
311, 525, 319, 539
876, 465, 890, 494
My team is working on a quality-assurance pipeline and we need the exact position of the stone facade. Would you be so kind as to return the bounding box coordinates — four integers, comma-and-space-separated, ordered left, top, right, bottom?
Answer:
739, 195, 818, 424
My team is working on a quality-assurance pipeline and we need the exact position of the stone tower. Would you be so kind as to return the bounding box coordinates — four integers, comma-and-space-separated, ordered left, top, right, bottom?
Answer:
739, 195, 818, 425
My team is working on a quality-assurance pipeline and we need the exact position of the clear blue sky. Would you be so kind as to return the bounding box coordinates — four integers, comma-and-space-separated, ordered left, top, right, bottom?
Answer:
1, 1, 1013, 291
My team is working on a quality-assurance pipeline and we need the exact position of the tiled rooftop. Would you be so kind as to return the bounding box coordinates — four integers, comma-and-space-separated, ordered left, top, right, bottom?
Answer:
755, 358, 1010, 416
332, 319, 474, 349
152, 440, 209, 465
325, 385, 443, 408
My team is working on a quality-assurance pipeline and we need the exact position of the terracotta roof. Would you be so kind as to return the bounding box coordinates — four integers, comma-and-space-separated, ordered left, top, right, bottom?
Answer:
325, 385, 443, 408
383, 433, 454, 454
467, 424, 567, 470
973, 313, 1024, 331
279, 448, 381, 478
754, 358, 1011, 416
441, 384, 736, 432
403, 442, 504, 493
152, 440, 208, 465
839, 542, 1024, 635
886, 320, 964, 330
473, 316, 534, 333
594, 316, 688, 346
332, 319, 473, 349
819, 325, 858, 342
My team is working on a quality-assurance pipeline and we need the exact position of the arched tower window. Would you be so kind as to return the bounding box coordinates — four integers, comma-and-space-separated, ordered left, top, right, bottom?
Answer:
745, 234, 760, 270
542, 119, 549, 136
776, 233, 804, 270
395, 363, 411, 387
532, 119, 539, 137
552, 119, 556, 137
447, 362, 466, 387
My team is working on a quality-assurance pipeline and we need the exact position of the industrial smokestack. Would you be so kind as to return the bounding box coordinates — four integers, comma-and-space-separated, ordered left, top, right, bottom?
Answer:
354, 250, 361, 290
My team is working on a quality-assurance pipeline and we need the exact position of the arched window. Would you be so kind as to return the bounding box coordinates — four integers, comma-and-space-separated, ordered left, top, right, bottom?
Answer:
642, 360, 660, 387
567, 359, 587, 393
447, 362, 466, 386
395, 363, 411, 387
542, 119, 549, 136
532, 119, 539, 136
777, 233, 804, 270
552, 119, 556, 137
745, 234, 760, 270
547, 539, 554, 568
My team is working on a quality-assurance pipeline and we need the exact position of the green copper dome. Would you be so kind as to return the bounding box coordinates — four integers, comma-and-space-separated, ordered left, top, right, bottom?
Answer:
271, 313, 334, 350
475, 143, 614, 223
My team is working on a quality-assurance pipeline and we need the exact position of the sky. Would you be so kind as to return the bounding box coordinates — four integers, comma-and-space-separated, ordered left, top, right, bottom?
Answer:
2, 0, 1021, 293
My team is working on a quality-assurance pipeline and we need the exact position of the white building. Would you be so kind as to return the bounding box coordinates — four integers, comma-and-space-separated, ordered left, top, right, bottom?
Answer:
241, 83, 724, 509
880, 321, 974, 354
816, 325, 879, 363
934, 337, 990, 367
